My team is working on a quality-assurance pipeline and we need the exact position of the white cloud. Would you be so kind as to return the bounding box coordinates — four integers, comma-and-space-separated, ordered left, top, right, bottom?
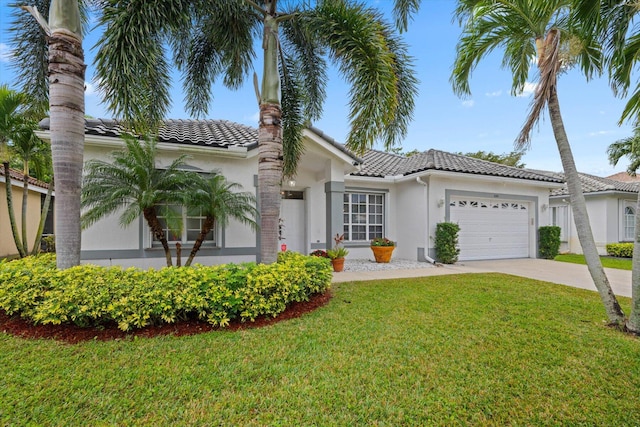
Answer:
588, 130, 614, 137
85, 82, 96, 96
0, 43, 12, 62
516, 82, 538, 97
485, 90, 502, 97
461, 100, 475, 108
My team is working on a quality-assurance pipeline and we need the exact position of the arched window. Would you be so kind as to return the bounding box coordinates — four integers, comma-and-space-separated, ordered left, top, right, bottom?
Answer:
625, 206, 636, 241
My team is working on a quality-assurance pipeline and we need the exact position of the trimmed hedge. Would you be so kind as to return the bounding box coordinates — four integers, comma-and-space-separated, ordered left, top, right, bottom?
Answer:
538, 226, 561, 259
435, 222, 460, 264
0, 252, 332, 331
606, 243, 633, 258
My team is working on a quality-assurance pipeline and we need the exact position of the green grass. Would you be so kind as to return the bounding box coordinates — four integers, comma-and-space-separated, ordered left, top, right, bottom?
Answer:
2, 273, 640, 425
555, 253, 633, 270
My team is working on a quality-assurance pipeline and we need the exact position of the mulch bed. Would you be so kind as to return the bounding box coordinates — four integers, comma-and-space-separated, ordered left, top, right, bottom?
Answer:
0, 291, 332, 344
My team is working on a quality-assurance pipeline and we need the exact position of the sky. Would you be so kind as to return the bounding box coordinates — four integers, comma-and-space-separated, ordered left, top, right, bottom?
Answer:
0, 0, 636, 176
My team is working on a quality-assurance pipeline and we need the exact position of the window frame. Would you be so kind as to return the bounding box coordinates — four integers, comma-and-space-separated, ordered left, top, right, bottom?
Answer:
150, 203, 218, 248
624, 204, 636, 242
551, 204, 569, 243
343, 191, 386, 243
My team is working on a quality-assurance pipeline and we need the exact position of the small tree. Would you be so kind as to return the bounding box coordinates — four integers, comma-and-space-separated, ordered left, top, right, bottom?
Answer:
184, 174, 258, 266
538, 226, 561, 259
435, 222, 460, 264
81, 136, 191, 267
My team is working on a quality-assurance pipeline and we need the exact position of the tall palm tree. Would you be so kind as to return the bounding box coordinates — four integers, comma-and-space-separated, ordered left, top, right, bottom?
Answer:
184, 174, 258, 266
608, 129, 640, 333
450, 0, 625, 325
0, 85, 30, 258
93, 0, 418, 264
81, 136, 192, 267
9, 0, 88, 269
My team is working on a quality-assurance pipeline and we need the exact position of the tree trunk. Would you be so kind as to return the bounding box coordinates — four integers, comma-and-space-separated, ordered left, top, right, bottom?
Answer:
185, 215, 214, 267
628, 191, 640, 333
257, 10, 283, 264
20, 164, 29, 255
548, 89, 625, 325
31, 179, 53, 256
3, 162, 26, 257
258, 102, 283, 264
143, 207, 173, 267
49, 28, 85, 269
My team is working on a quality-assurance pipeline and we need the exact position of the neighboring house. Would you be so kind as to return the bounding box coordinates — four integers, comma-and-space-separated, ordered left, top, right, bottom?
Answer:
37, 118, 565, 268
547, 172, 639, 255
0, 168, 54, 258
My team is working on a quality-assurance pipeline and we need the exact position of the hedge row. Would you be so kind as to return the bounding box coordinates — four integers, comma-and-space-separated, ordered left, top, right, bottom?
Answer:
606, 243, 633, 258
0, 252, 332, 331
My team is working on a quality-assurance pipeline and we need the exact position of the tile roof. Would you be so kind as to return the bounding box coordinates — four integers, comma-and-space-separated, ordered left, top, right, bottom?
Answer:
352, 149, 564, 183
0, 167, 50, 190
607, 172, 640, 182
545, 171, 640, 196
39, 118, 259, 150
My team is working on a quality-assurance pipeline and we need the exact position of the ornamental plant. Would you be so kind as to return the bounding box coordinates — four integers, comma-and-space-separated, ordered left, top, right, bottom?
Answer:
310, 249, 329, 258
371, 237, 395, 247
327, 233, 349, 260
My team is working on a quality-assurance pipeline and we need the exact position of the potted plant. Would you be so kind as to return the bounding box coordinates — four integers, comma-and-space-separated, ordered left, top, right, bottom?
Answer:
370, 237, 395, 263
327, 233, 349, 272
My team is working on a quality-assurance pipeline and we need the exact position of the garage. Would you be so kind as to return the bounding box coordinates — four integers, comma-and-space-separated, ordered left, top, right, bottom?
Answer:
449, 196, 531, 260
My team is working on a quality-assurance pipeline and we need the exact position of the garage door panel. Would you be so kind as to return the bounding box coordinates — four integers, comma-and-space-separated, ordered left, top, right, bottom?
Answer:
450, 197, 530, 261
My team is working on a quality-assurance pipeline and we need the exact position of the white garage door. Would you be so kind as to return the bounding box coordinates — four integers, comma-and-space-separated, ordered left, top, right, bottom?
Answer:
450, 197, 530, 261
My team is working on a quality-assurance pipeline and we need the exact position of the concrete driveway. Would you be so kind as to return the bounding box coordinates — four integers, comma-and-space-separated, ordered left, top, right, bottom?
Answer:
333, 258, 632, 298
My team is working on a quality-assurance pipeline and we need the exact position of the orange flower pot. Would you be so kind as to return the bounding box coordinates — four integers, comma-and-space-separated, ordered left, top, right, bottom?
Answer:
331, 258, 345, 272
371, 246, 394, 263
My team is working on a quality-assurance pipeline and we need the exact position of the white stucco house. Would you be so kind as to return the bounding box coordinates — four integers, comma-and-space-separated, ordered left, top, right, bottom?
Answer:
547, 172, 639, 255
37, 118, 578, 268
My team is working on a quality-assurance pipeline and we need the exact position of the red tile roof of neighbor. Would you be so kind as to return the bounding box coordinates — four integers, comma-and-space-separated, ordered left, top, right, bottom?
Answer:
607, 172, 640, 182
0, 167, 50, 190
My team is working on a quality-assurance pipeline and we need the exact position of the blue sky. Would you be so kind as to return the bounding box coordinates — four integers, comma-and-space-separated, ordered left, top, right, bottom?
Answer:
0, 0, 635, 176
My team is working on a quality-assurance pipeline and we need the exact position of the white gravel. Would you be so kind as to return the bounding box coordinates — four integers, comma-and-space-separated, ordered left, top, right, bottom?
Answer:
343, 258, 435, 272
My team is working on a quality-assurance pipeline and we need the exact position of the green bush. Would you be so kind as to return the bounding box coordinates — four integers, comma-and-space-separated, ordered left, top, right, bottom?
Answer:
0, 252, 332, 331
606, 243, 633, 258
538, 226, 561, 259
435, 222, 460, 264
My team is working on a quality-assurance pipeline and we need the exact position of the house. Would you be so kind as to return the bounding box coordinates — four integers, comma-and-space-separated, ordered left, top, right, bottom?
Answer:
0, 167, 54, 258
37, 118, 566, 268
547, 172, 639, 255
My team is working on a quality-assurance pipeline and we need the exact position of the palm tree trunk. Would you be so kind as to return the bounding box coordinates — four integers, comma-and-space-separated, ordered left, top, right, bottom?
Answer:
185, 216, 215, 267
20, 163, 29, 255
628, 191, 640, 333
3, 162, 26, 257
548, 89, 625, 325
143, 207, 173, 267
258, 10, 283, 264
31, 179, 53, 256
258, 102, 283, 264
49, 29, 85, 269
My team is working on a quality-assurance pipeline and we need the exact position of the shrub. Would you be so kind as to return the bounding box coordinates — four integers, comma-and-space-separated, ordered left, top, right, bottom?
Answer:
435, 222, 460, 264
0, 252, 332, 331
606, 243, 633, 258
538, 226, 561, 259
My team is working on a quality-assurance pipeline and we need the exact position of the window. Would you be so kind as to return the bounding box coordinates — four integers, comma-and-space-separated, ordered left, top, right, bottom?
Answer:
625, 206, 635, 241
153, 204, 216, 245
551, 205, 568, 242
343, 192, 384, 242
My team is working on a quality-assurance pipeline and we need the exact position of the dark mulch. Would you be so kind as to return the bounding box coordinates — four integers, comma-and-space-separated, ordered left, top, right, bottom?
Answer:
0, 291, 332, 344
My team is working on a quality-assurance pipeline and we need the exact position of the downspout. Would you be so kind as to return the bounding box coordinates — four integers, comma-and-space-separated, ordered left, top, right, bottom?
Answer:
416, 176, 436, 264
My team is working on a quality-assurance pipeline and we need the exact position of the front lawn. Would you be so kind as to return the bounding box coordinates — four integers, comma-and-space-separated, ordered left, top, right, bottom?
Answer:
2, 273, 640, 425
555, 253, 633, 270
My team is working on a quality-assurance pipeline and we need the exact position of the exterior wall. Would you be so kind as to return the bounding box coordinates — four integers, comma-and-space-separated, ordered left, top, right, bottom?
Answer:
551, 194, 637, 255
0, 181, 45, 258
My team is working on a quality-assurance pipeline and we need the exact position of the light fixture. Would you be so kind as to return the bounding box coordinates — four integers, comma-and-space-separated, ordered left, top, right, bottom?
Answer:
288, 179, 296, 187
541, 203, 548, 212
437, 198, 445, 208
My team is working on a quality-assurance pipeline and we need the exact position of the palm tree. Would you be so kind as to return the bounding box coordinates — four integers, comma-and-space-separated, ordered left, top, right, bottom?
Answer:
93, 0, 418, 264
81, 136, 192, 267
450, 0, 625, 325
0, 85, 30, 257
9, 0, 88, 269
608, 129, 640, 333
184, 174, 258, 266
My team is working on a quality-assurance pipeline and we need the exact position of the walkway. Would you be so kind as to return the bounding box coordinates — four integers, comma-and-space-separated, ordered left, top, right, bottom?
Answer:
332, 258, 632, 298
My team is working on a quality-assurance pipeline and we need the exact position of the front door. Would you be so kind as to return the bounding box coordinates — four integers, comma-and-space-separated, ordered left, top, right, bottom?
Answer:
280, 191, 305, 254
